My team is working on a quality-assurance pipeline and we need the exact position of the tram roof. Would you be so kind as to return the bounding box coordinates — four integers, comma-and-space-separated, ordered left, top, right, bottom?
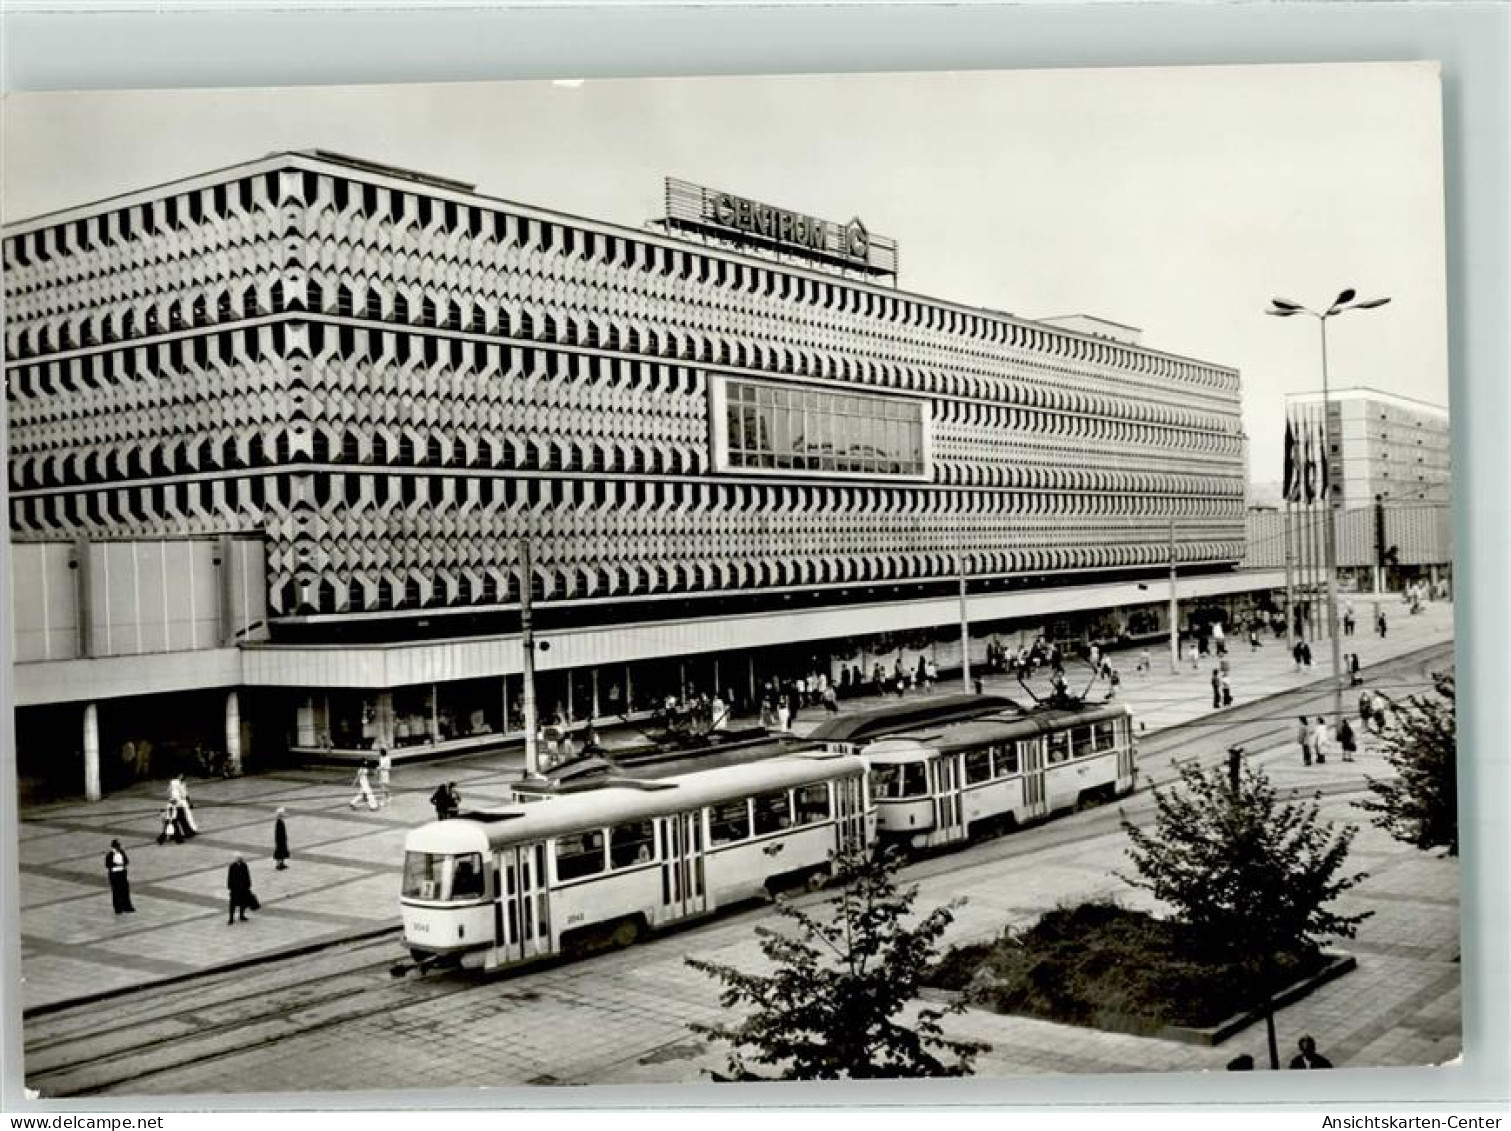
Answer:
804, 694, 1022, 745
404, 750, 866, 851
864, 699, 1131, 754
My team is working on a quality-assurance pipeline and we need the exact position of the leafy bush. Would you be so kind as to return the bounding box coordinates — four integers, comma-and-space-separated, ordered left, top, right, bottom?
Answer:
931, 901, 1329, 1032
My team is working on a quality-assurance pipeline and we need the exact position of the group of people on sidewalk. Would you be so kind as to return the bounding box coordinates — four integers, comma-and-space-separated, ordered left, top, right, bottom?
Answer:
104, 773, 296, 925
1296, 714, 1359, 766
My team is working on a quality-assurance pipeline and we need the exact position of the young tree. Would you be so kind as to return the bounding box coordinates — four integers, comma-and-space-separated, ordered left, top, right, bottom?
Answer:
1121, 761, 1371, 1068
686, 846, 988, 1080
1356, 672, 1458, 856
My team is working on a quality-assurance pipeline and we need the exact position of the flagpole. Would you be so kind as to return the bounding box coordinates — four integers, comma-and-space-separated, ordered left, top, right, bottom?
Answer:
1282, 411, 1298, 651
1283, 492, 1296, 652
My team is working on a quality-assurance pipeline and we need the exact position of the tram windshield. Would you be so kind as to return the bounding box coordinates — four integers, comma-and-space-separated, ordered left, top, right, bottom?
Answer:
870, 761, 929, 799
402, 851, 486, 901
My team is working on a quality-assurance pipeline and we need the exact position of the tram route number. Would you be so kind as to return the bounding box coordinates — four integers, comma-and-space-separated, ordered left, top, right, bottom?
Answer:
411, 921, 429, 933
566, 912, 586, 925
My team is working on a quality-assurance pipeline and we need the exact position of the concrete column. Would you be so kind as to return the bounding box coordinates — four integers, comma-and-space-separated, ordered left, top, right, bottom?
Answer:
295, 695, 318, 747
83, 703, 101, 803
501, 676, 511, 734
225, 690, 243, 775
591, 668, 601, 721
375, 690, 395, 748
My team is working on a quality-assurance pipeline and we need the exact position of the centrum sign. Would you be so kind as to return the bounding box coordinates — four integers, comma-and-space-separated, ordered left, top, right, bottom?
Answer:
711, 192, 832, 255
662, 177, 896, 278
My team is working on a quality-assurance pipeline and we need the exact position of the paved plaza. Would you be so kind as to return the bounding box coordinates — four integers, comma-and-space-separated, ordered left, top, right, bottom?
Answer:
12, 598, 1456, 1017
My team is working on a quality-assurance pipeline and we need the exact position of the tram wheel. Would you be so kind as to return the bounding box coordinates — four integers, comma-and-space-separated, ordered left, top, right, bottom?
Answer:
805, 868, 831, 893
609, 917, 642, 949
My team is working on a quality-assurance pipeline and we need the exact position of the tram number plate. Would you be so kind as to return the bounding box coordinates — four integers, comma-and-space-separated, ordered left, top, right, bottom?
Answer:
412, 922, 429, 933
566, 912, 586, 925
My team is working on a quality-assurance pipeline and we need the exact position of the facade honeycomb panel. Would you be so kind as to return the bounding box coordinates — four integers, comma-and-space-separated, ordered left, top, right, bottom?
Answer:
6, 153, 1247, 622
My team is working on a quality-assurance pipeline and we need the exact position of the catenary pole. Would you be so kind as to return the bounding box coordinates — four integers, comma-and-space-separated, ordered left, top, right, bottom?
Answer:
958, 552, 971, 693
519, 537, 541, 780
1168, 517, 1179, 674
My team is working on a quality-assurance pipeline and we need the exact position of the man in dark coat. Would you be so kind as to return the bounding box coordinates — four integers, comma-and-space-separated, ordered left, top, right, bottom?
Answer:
1289, 1035, 1334, 1069
227, 855, 254, 924
273, 808, 290, 870
105, 840, 135, 914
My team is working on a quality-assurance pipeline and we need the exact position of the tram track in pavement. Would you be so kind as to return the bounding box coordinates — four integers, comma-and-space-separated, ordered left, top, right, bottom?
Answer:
23, 936, 485, 1098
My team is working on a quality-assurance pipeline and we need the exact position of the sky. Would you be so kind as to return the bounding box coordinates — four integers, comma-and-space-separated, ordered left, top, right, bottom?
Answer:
3, 63, 1450, 487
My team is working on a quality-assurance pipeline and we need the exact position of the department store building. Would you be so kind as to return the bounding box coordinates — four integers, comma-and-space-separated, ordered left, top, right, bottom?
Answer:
4, 151, 1270, 798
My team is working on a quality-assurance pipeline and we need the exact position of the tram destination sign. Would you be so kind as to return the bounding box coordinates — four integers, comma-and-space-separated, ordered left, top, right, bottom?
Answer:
663, 177, 898, 278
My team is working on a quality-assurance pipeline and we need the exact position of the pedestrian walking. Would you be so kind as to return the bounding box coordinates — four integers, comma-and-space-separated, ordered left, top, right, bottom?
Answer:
1289, 1035, 1334, 1069
1298, 715, 1314, 767
376, 746, 393, 807
1301, 640, 1314, 668
1348, 652, 1363, 686
105, 840, 135, 914
1211, 668, 1222, 709
1137, 648, 1150, 674
348, 761, 379, 811
1187, 642, 1199, 671
273, 808, 290, 870
1377, 610, 1388, 638
1343, 603, 1356, 636
820, 685, 838, 715
157, 800, 184, 845
227, 855, 256, 924
1105, 668, 1121, 700
168, 774, 198, 837
1338, 718, 1357, 762
1220, 672, 1233, 707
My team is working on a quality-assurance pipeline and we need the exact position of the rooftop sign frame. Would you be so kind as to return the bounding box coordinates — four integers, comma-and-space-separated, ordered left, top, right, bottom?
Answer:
661, 177, 898, 280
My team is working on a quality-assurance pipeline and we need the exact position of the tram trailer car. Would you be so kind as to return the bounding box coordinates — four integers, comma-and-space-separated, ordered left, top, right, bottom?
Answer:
863, 701, 1137, 851
401, 750, 873, 972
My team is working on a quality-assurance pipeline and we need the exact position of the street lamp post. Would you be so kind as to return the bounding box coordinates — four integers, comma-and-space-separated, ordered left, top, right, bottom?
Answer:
1266, 289, 1391, 727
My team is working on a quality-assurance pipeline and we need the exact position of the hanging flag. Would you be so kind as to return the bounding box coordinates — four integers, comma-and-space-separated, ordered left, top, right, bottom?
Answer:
1301, 414, 1316, 504
1317, 413, 1330, 502
1283, 415, 1298, 502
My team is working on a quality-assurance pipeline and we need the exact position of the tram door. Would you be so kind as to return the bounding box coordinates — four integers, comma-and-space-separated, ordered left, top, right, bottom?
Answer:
1117, 718, 1137, 792
495, 843, 552, 964
833, 773, 868, 852
932, 756, 967, 844
1020, 739, 1049, 822
658, 812, 707, 924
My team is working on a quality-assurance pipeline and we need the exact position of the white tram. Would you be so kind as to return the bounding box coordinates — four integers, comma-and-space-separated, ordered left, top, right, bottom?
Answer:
861, 701, 1137, 850
401, 750, 873, 972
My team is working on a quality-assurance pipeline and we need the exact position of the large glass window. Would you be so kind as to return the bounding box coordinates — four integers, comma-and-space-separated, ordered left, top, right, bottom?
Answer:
723, 379, 925, 476
963, 749, 993, 784
1094, 721, 1118, 751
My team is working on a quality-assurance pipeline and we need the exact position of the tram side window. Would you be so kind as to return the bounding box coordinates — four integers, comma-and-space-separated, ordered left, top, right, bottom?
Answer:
710, 799, 751, 845
793, 783, 830, 825
610, 820, 655, 868
554, 831, 606, 882
963, 749, 993, 784
1072, 726, 1095, 758
997, 743, 1021, 775
1048, 732, 1071, 764
753, 790, 793, 835
1094, 721, 1117, 750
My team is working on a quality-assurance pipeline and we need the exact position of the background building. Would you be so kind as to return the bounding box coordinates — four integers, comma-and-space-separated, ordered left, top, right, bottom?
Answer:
5, 150, 1265, 797
1289, 386, 1452, 509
